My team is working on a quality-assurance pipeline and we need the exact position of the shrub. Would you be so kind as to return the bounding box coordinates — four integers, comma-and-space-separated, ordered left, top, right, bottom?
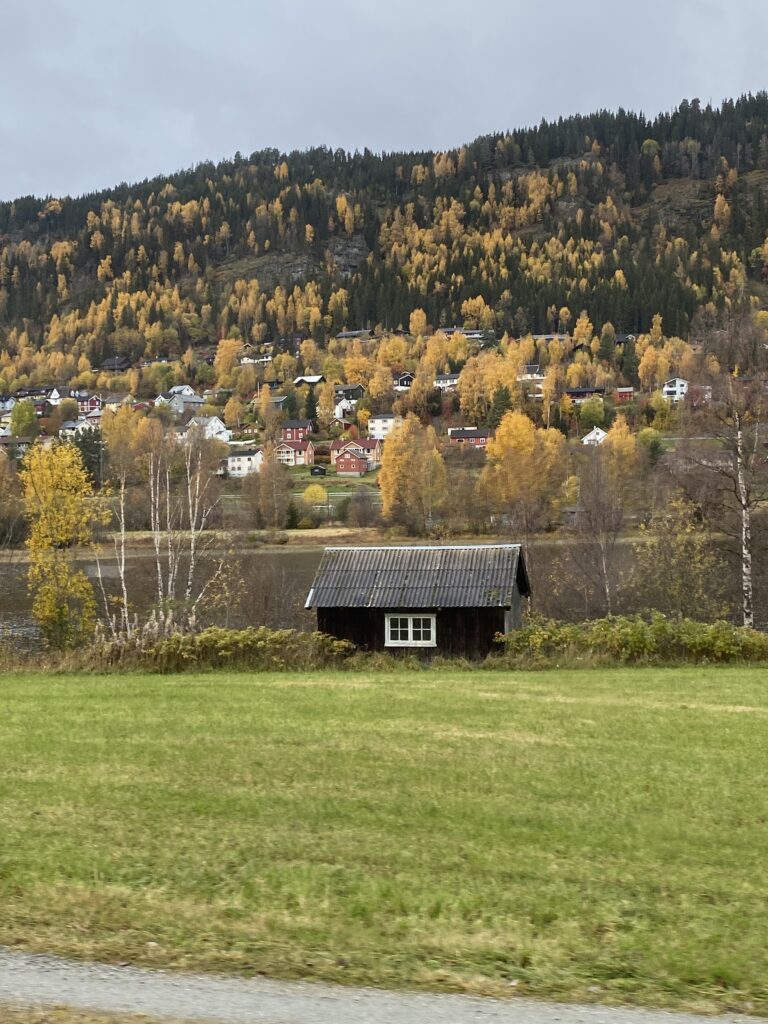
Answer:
95, 626, 355, 673
494, 613, 768, 667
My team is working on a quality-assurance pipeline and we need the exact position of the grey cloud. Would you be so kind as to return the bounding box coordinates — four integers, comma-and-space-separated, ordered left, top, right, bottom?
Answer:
1, 0, 766, 199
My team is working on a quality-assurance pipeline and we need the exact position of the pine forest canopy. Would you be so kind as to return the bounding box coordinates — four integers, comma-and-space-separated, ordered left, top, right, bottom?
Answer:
2, 92, 768, 370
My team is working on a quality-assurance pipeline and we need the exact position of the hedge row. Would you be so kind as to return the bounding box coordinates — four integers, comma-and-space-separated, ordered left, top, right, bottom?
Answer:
495, 614, 768, 665
97, 626, 355, 672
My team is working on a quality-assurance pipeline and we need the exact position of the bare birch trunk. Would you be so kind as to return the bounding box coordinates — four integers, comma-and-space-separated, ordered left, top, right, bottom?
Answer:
735, 416, 754, 628
116, 477, 130, 636
600, 543, 613, 616
149, 451, 165, 610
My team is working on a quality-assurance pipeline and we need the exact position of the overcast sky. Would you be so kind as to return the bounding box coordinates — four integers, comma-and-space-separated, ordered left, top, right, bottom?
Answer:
1, 0, 766, 201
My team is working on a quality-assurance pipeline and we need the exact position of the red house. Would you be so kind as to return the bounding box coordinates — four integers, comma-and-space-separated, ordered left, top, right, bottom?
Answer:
614, 387, 634, 403
447, 427, 491, 448
330, 437, 383, 468
77, 393, 103, 414
335, 450, 368, 477
281, 419, 314, 442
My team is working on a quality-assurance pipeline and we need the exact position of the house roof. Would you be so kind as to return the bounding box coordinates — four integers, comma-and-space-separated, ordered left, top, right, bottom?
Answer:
305, 544, 530, 610
335, 330, 372, 340
276, 439, 312, 451
581, 426, 607, 444
449, 427, 490, 439
330, 437, 380, 452
227, 448, 261, 459
189, 415, 223, 426
282, 419, 313, 428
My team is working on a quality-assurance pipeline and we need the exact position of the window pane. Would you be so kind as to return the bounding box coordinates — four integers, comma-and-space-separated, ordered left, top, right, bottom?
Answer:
389, 617, 408, 641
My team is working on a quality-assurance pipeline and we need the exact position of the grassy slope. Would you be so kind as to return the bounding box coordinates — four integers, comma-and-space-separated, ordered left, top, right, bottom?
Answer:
1, 668, 767, 1015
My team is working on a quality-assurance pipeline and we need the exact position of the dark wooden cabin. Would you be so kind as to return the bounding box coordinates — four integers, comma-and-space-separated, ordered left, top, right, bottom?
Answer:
305, 544, 531, 659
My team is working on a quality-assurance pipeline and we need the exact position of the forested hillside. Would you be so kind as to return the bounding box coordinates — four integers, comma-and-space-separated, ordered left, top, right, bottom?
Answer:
2, 93, 768, 374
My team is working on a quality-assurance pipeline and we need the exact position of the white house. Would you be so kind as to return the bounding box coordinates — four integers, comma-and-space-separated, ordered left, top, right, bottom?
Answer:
581, 426, 607, 446
433, 373, 461, 392
517, 364, 546, 384
334, 397, 357, 420
156, 386, 204, 415
662, 378, 688, 403
155, 392, 184, 414
178, 416, 231, 443
368, 413, 403, 441
59, 419, 94, 438
222, 447, 264, 477
240, 353, 272, 366
46, 386, 76, 406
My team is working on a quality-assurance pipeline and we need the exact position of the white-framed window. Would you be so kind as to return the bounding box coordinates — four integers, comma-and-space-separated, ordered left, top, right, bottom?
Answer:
385, 613, 436, 648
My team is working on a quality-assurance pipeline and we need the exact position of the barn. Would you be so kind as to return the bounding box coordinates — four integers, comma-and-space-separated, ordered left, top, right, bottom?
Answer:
305, 544, 530, 659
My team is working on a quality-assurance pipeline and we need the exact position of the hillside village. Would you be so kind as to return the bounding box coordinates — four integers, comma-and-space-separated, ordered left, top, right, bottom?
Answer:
0, 313, 728, 503
2, 94, 768, 630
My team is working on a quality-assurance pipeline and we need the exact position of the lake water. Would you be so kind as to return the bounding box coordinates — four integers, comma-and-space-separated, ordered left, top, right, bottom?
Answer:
0, 548, 323, 649
0, 539, 762, 648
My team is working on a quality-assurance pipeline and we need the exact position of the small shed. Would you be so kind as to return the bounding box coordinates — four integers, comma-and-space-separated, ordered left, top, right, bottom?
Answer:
305, 544, 531, 658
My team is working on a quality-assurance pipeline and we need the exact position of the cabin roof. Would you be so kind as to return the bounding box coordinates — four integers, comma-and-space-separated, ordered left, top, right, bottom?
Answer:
305, 544, 530, 610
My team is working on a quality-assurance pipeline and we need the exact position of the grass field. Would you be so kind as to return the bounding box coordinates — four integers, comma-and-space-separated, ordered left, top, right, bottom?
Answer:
1, 668, 768, 1015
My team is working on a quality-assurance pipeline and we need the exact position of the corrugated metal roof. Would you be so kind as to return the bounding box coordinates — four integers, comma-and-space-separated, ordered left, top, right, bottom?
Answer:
305, 545, 530, 609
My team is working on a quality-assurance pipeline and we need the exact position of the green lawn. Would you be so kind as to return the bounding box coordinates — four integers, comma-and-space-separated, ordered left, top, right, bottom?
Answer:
1, 668, 767, 1015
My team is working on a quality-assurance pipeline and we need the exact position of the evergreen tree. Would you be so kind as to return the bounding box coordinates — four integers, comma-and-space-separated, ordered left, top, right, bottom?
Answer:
488, 385, 513, 429
71, 428, 104, 486
620, 339, 639, 385
305, 387, 318, 423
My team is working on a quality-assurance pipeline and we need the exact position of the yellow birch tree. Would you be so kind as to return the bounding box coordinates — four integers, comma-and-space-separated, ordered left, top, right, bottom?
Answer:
21, 443, 108, 648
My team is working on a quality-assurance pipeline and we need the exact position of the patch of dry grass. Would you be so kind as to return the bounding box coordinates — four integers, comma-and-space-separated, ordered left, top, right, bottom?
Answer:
1, 1007, 181, 1024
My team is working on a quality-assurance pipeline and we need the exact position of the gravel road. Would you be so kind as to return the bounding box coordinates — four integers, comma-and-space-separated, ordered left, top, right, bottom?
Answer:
0, 949, 762, 1024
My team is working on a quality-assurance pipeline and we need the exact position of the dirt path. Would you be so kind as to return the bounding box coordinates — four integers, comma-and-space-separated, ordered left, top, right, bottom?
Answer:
0, 949, 761, 1024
